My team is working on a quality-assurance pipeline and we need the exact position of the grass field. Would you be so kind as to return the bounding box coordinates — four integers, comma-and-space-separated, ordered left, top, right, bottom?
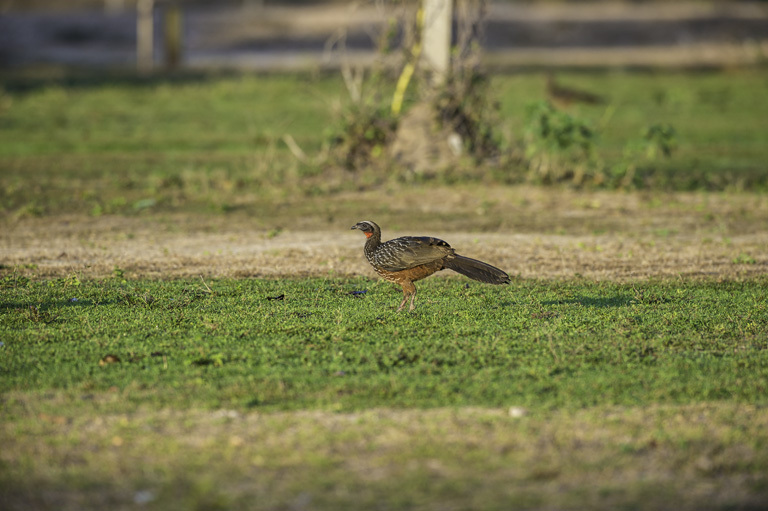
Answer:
1, 68, 768, 510
1, 68, 767, 220
2, 277, 768, 509
4, 277, 767, 410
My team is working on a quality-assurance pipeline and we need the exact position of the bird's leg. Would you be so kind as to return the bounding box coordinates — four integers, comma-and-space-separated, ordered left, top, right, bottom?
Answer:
397, 281, 416, 312
408, 289, 417, 312
397, 294, 408, 312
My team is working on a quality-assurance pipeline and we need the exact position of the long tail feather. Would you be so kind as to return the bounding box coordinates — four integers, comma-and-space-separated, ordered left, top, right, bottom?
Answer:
445, 255, 510, 285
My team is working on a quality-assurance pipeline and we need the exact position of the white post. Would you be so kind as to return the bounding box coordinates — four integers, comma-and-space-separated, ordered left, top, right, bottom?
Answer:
421, 0, 453, 85
137, 0, 155, 74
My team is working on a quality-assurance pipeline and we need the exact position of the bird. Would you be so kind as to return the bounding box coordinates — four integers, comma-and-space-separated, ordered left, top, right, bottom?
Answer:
351, 220, 510, 312
546, 72, 605, 108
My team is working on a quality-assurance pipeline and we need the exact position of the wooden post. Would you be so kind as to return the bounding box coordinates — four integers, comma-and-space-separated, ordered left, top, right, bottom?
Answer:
421, 0, 453, 86
137, 0, 154, 74
164, 2, 183, 70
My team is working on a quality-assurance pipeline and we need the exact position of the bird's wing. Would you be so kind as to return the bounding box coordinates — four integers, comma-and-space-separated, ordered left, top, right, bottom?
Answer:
374, 236, 454, 271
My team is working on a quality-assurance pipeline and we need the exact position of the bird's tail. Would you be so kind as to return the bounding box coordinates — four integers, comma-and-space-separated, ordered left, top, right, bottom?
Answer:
445, 255, 510, 285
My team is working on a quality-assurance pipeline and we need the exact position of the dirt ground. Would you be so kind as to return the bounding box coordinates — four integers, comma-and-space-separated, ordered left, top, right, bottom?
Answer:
2, 187, 767, 282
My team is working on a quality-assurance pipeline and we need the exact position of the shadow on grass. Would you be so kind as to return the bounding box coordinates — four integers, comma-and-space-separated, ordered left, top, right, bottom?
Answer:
0, 299, 114, 311
542, 295, 634, 308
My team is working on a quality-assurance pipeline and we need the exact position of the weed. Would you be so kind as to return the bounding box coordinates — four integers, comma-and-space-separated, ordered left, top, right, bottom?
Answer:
610, 123, 678, 187
520, 101, 681, 188
522, 100, 598, 184
733, 253, 757, 265
433, 70, 500, 161
117, 288, 156, 307
0, 272, 30, 289
13, 201, 45, 218
643, 123, 678, 159
24, 304, 58, 324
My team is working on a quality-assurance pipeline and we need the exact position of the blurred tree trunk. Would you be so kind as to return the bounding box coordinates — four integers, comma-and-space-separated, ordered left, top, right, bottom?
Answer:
390, 1, 495, 176
422, 0, 453, 86
137, 0, 154, 73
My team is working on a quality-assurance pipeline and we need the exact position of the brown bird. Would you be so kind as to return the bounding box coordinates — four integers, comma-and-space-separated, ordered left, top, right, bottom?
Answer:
546, 72, 605, 108
351, 220, 510, 312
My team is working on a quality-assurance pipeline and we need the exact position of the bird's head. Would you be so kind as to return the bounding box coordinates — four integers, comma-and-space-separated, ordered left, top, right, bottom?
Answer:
351, 220, 379, 239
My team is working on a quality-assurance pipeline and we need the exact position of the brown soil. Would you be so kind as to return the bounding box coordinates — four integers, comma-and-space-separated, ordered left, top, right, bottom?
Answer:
2, 186, 767, 282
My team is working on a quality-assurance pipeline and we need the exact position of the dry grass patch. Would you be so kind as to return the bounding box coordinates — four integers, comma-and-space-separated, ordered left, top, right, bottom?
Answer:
2, 186, 767, 281
2, 396, 767, 511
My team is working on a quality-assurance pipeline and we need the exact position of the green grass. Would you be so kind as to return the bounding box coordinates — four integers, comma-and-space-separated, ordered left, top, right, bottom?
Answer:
1, 69, 768, 219
496, 70, 768, 188
2, 67, 768, 509
3, 402, 767, 511
3, 276, 767, 412
2, 276, 768, 510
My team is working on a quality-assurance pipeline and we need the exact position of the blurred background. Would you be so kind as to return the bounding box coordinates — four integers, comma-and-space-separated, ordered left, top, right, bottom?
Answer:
2, 0, 767, 71
1, 0, 767, 229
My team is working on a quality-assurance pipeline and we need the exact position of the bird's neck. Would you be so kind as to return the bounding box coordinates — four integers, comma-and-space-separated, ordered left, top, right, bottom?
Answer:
363, 230, 381, 259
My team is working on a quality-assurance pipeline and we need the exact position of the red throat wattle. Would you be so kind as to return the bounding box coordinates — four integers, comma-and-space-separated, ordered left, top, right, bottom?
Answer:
364, 232, 373, 238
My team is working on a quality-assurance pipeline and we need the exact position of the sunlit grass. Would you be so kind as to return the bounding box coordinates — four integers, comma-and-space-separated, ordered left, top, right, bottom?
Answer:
2, 69, 768, 219
2, 276, 767, 510
3, 277, 767, 411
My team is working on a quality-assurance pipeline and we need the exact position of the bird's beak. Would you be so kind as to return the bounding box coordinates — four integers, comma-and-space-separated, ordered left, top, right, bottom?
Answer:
350, 224, 359, 230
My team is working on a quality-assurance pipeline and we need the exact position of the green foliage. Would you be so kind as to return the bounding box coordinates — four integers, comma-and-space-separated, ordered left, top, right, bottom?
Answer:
523, 101, 597, 184
521, 102, 682, 188
434, 71, 501, 160
733, 253, 757, 265
329, 100, 397, 171
643, 123, 678, 159
608, 122, 678, 187
0, 272, 30, 289
499, 71, 768, 190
